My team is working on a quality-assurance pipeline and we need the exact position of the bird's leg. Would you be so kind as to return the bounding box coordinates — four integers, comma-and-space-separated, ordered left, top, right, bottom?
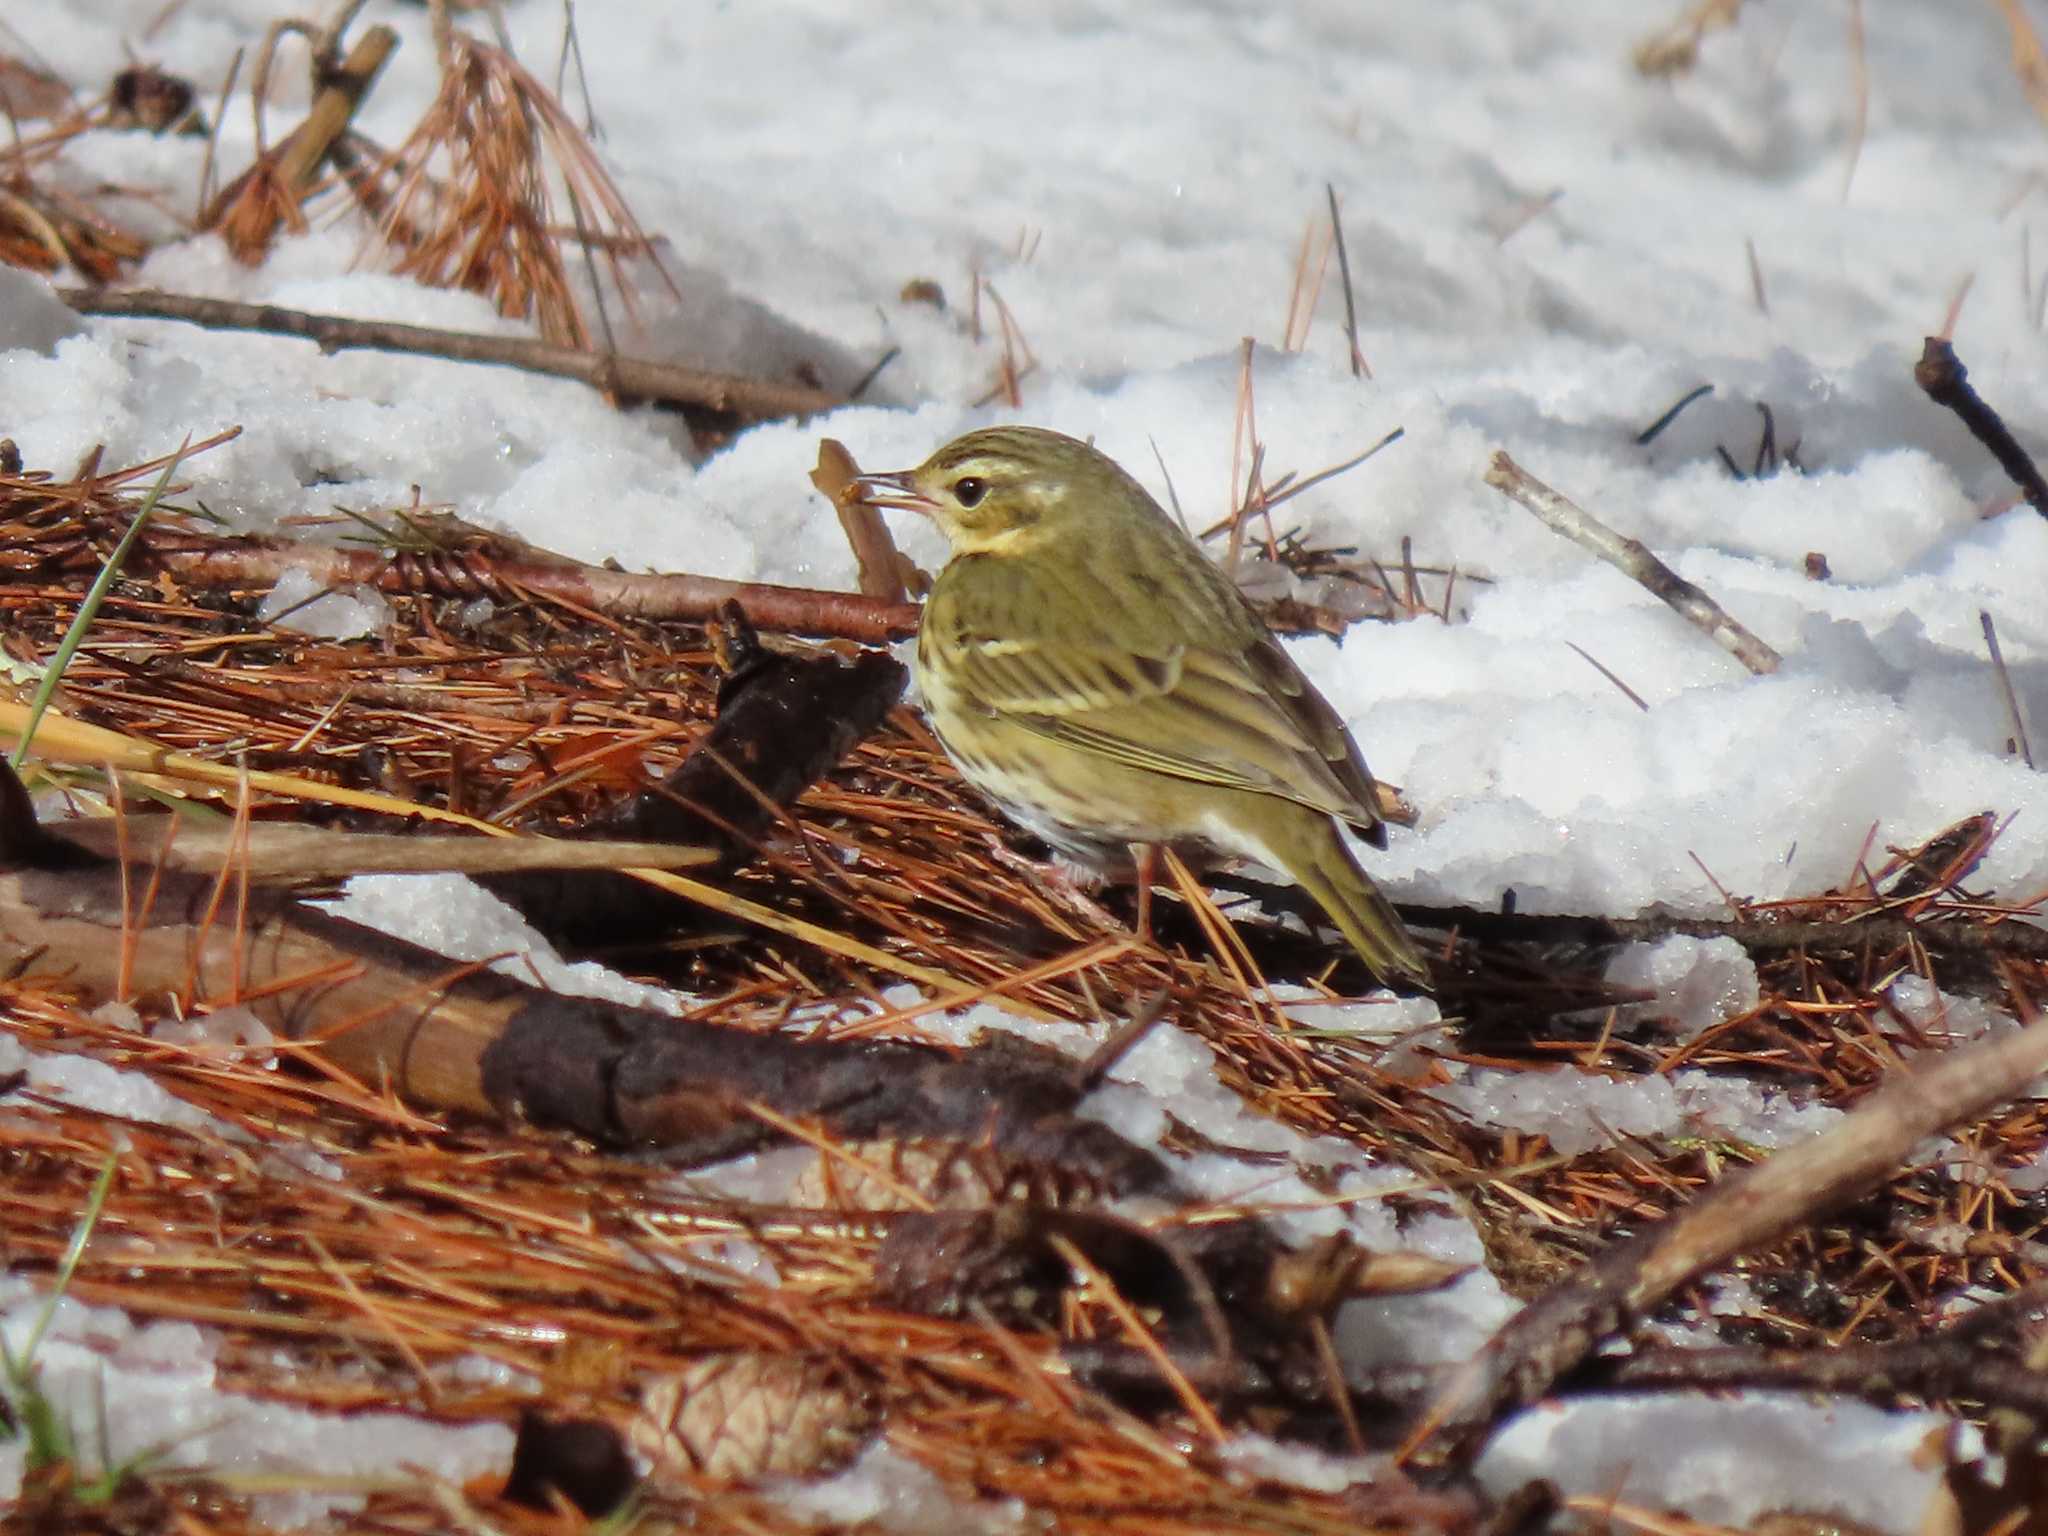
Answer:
986, 840, 1125, 931
1129, 841, 1159, 944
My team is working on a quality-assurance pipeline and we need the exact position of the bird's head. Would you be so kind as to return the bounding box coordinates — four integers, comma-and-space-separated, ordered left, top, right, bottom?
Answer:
855, 426, 1127, 555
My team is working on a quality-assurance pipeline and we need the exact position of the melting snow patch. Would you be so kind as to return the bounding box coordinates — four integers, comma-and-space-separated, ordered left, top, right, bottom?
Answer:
1476, 1392, 1949, 1535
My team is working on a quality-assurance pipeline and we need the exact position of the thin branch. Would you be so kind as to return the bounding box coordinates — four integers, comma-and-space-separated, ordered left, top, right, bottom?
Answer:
137, 533, 919, 644
56, 287, 843, 425
811, 438, 910, 604
1915, 336, 2048, 520
1408, 994, 2048, 1458
1594, 1316, 2048, 1420
1395, 901, 2048, 963
1483, 451, 1782, 674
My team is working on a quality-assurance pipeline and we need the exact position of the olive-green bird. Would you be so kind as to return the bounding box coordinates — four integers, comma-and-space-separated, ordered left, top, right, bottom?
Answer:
856, 426, 1428, 989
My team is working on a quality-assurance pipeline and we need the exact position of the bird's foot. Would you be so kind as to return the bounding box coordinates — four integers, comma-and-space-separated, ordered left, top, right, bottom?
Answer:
986, 841, 1128, 933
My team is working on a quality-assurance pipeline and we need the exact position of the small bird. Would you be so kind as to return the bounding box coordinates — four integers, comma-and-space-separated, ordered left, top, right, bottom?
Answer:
856, 426, 1428, 989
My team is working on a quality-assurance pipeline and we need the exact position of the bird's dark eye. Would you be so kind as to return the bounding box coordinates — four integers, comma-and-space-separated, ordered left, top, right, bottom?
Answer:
952, 476, 988, 508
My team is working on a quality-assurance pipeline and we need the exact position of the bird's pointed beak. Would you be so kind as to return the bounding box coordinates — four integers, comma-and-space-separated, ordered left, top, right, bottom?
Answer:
851, 470, 941, 516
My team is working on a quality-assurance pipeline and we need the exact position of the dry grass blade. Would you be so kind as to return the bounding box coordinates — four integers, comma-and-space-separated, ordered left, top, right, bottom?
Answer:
53, 817, 721, 878
1565, 640, 1650, 712
970, 279, 1038, 408
205, 23, 397, 265
1280, 205, 1334, 353
1840, 0, 1868, 201
0, 118, 149, 280
365, 24, 675, 350
1982, 609, 2036, 769
1325, 181, 1369, 379
1994, 0, 2048, 128
0, 696, 967, 989
1633, 0, 1747, 77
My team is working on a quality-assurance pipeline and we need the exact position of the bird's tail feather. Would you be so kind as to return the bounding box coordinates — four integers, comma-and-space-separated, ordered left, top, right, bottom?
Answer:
1267, 813, 1428, 989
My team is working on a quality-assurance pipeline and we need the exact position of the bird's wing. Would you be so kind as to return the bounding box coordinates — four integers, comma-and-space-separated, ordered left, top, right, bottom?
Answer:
935, 605, 1386, 835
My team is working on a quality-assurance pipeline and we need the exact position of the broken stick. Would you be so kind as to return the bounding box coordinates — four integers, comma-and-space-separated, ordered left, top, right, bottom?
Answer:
59, 287, 845, 426
1483, 450, 1782, 675
1406, 987, 2048, 1459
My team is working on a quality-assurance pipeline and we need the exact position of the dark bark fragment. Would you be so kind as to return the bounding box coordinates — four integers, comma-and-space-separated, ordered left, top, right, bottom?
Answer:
482, 608, 907, 948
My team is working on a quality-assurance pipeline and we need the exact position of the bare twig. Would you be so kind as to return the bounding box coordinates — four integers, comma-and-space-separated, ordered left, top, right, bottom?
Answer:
127, 518, 1357, 649
1594, 1291, 2048, 1419
1392, 901, 2048, 963
57, 287, 843, 424
1408, 994, 2048, 1458
1483, 451, 1782, 674
1069, 991, 1170, 1094
811, 438, 912, 604
1915, 336, 2048, 520
846, 345, 900, 402
137, 532, 919, 643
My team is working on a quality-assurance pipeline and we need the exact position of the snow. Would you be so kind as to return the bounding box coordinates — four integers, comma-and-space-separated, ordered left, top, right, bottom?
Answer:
1604, 935, 1760, 1038
256, 564, 393, 639
2, 0, 2044, 1528
330, 871, 688, 1014
0, 1280, 513, 1527
1433, 1063, 1849, 1158
770, 1442, 1032, 1535
1477, 1392, 1955, 1530
0, 1006, 232, 1135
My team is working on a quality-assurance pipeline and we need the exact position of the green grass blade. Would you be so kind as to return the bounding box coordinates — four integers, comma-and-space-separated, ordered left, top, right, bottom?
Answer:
19, 1149, 119, 1365
1, 1149, 118, 1470
11, 439, 191, 770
